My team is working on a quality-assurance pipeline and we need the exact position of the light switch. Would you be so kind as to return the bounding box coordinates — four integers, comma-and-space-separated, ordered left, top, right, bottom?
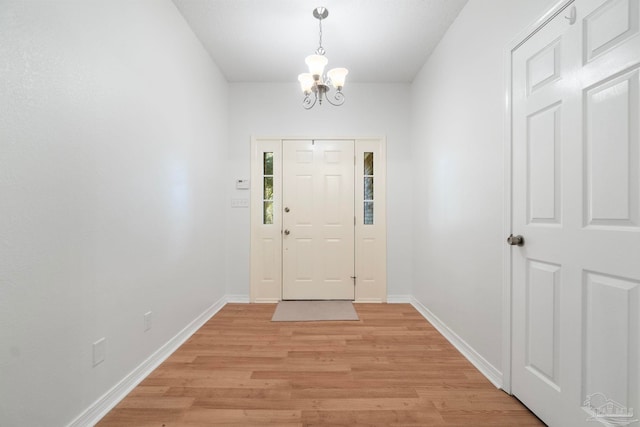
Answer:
231, 198, 249, 208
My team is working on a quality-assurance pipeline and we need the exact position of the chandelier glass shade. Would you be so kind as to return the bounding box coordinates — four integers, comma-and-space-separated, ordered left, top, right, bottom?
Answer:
298, 7, 348, 109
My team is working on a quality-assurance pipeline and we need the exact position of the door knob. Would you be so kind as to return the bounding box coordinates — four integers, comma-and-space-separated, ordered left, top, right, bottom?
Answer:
284, 229, 290, 235
507, 234, 524, 246
284, 207, 290, 213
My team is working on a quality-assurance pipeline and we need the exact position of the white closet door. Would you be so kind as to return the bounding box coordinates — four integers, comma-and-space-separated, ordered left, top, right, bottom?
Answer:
511, 0, 640, 425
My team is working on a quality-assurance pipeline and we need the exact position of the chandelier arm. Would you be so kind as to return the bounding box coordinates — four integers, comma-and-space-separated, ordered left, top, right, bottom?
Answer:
302, 92, 317, 110
324, 90, 345, 106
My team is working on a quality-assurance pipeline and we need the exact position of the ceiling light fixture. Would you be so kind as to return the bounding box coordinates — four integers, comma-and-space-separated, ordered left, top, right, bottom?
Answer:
298, 7, 348, 109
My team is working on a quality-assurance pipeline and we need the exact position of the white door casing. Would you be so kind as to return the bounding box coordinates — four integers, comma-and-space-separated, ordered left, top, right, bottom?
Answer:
510, 1, 640, 426
250, 137, 387, 303
282, 140, 355, 300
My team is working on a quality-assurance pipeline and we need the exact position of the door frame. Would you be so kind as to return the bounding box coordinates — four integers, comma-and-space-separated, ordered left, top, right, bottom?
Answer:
250, 136, 387, 303
503, 0, 574, 394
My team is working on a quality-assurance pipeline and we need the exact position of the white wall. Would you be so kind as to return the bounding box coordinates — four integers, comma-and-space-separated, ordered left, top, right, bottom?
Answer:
227, 83, 413, 299
0, 1, 228, 425
410, 0, 556, 377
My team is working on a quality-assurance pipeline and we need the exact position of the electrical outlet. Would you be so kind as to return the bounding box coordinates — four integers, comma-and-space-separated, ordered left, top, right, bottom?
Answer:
93, 338, 106, 366
231, 198, 249, 208
144, 311, 152, 332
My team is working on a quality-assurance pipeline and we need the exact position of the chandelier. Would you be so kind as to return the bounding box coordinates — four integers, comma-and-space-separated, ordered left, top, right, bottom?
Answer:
297, 7, 349, 109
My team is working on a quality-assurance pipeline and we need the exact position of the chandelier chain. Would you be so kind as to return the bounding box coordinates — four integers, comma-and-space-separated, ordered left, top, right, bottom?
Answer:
316, 17, 325, 55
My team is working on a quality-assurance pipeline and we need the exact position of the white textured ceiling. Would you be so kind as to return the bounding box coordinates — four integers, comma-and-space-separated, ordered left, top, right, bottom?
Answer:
172, 0, 468, 83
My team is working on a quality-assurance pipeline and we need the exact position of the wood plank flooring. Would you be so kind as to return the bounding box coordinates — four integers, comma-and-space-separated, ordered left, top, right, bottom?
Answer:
98, 303, 545, 426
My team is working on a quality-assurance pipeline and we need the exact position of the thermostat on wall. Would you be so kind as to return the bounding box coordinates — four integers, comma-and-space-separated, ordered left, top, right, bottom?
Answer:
236, 179, 250, 190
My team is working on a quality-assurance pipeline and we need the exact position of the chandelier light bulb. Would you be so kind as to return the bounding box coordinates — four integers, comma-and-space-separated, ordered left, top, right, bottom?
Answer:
298, 73, 314, 94
327, 68, 348, 90
305, 55, 328, 81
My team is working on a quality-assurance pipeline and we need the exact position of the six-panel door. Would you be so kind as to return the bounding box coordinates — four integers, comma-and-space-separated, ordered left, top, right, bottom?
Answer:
511, 0, 640, 425
282, 140, 356, 300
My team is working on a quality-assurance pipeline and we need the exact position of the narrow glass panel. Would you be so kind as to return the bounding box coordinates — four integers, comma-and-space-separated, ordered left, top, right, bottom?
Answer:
263, 177, 273, 200
263, 201, 274, 225
263, 152, 274, 225
364, 177, 374, 200
364, 201, 374, 225
364, 152, 374, 175
263, 152, 273, 175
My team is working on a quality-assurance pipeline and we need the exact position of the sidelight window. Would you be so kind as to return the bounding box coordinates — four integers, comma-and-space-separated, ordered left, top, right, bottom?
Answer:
263, 152, 274, 224
364, 152, 374, 224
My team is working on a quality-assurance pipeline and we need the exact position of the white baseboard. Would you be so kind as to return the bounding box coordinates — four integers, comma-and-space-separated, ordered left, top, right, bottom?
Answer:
410, 296, 503, 389
225, 294, 250, 303
67, 295, 228, 427
386, 294, 412, 303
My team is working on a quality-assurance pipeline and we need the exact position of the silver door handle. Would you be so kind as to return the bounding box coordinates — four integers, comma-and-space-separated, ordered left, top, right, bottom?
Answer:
507, 234, 524, 246
565, 6, 576, 25
284, 229, 290, 235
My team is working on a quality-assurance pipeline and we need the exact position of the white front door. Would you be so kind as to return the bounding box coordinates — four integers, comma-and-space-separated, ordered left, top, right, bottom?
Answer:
282, 139, 355, 300
511, 1, 640, 426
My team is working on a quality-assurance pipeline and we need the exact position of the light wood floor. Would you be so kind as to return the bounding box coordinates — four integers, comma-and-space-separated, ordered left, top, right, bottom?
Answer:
98, 303, 545, 426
